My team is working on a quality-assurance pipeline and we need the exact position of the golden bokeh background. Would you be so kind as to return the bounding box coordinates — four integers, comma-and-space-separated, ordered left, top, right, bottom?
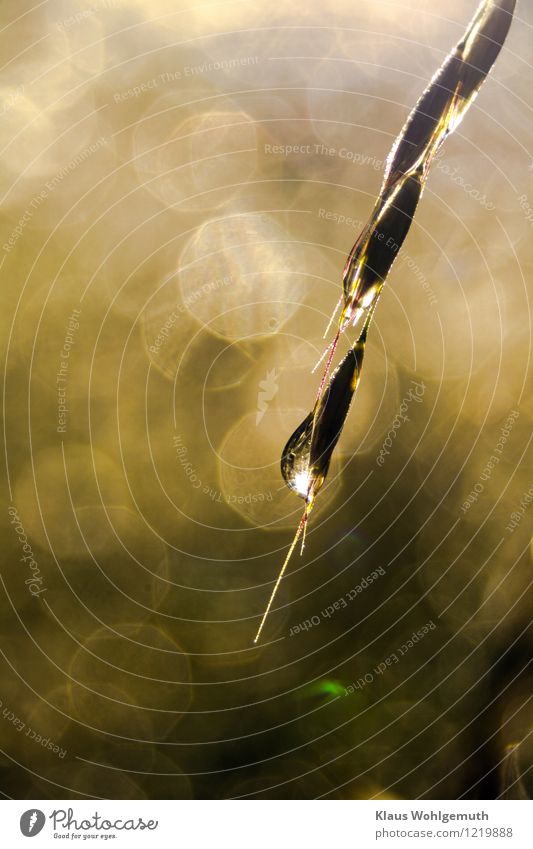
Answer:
1, 0, 531, 799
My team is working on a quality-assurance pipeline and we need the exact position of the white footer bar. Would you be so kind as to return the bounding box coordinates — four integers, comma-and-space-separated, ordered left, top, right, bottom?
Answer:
1, 799, 531, 848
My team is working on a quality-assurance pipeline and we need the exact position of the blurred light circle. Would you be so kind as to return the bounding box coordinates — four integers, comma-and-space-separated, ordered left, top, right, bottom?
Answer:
178, 212, 312, 340
132, 96, 258, 212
